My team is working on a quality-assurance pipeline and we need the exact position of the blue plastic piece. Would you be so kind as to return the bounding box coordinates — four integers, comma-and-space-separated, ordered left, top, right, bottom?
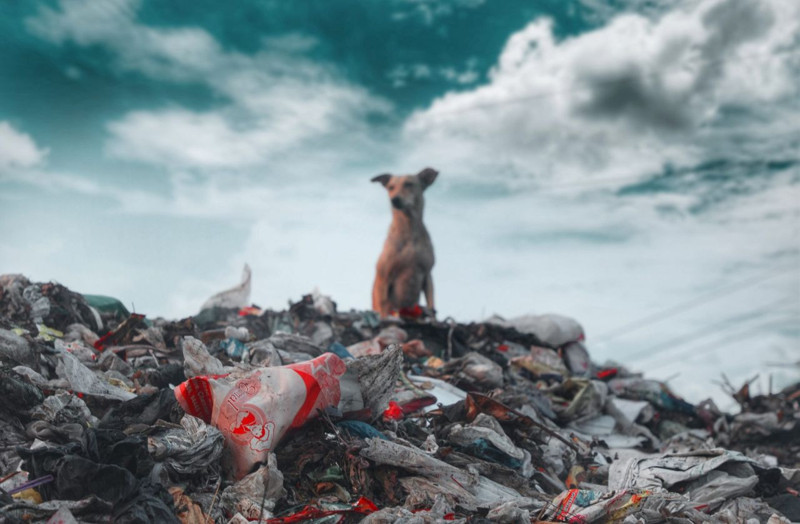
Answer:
336, 420, 388, 440
222, 338, 246, 358
328, 342, 354, 360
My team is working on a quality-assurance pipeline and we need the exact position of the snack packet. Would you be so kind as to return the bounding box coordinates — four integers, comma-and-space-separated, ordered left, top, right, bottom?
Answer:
175, 352, 356, 478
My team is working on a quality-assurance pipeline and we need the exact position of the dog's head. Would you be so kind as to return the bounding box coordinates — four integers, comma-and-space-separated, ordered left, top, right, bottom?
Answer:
371, 167, 438, 215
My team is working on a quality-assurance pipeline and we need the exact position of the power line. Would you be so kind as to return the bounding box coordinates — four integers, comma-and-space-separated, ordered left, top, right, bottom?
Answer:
639, 313, 798, 371
625, 294, 798, 364
593, 263, 800, 343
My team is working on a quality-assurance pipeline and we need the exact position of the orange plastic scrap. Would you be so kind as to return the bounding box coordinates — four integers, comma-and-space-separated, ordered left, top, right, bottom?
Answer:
465, 392, 527, 424
265, 496, 378, 523
605, 489, 653, 521
237, 306, 262, 317
565, 465, 586, 489
554, 489, 580, 521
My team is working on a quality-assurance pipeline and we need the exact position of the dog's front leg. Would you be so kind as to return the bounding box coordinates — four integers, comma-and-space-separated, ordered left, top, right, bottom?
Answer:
423, 273, 435, 316
372, 273, 392, 317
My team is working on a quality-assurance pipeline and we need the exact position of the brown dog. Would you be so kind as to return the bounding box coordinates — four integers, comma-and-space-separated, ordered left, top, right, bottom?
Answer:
371, 167, 438, 318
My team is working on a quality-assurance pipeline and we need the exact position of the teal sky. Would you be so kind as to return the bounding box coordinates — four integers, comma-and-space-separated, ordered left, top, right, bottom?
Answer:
1, 0, 798, 406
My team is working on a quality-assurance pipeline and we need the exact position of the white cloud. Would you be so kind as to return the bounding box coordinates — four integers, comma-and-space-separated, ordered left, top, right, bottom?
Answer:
392, 0, 487, 25
403, 0, 800, 187
0, 122, 48, 173
106, 110, 268, 170
388, 61, 481, 88
27, 0, 392, 173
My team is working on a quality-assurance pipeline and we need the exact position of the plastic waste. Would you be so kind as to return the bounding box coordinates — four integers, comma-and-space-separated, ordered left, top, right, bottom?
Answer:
438, 352, 503, 389
181, 336, 226, 378
175, 352, 360, 478
148, 415, 224, 480
2, 271, 798, 523
488, 312, 584, 347
55, 349, 136, 401
0, 329, 38, 368
221, 453, 285, 520
200, 264, 251, 312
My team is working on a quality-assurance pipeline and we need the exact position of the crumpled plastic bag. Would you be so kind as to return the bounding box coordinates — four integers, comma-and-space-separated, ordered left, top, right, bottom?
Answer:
0, 328, 38, 368
540, 488, 709, 523
220, 453, 285, 520
0, 367, 44, 416
609, 448, 762, 507
447, 413, 533, 477
348, 325, 406, 357
175, 352, 360, 478
438, 352, 503, 389
181, 336, 227, 378
489, 313, 584, 347
148, 415, 224, 479
549, 379, 608, 422
55, 349, 136, 401
200, 264, 251, 312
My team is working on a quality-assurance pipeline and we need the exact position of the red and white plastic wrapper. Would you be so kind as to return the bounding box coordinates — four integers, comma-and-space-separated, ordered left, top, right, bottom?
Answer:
175, 352, 353, 479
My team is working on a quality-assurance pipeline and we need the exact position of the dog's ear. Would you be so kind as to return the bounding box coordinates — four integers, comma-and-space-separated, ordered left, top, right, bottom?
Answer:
417, 167, 439, 189
371, 173, 391, 187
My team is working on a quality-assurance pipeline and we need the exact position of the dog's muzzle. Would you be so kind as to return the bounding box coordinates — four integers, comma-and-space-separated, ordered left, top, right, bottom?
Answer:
391, 197, 403, 209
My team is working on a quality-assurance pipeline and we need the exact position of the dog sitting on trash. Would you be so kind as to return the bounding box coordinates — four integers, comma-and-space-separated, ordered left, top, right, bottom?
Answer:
371, 167, 438, 318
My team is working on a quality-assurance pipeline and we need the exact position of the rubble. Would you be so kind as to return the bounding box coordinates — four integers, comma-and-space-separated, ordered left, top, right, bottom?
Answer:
0, 272, 797, 523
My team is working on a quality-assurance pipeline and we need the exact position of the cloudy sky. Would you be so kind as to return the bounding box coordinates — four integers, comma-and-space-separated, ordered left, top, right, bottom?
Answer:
1, 0, 798, 405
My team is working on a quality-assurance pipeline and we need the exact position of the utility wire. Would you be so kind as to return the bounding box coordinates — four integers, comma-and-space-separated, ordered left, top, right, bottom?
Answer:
594, 263, 800, 343
625, 294, 798, 364
641, 313, 797, 370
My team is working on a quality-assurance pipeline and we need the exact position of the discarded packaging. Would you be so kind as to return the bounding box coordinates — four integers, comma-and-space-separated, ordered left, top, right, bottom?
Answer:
0, 271, 797, 523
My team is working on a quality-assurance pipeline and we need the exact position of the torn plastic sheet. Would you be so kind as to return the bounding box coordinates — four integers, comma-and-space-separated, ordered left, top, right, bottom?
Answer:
717, 497, 793, 523
511, 346, 568, 379
46, 506, 79, 524
148, 415, 224, 479
488, 313, 584, 348
221, 454, 285, 520
607, 377, 695, 414
438, 352, 503, 389
0, 329, 38, 368
447, 413, 533, 476
200, 264, 251, 312
540, 488, 710, 523
55, 349, 136, 401
609, 397, 653, 424
359, 438, 526, 509
0, 496, 114, 522
181, 336, 227, 378
408, 375, 467, 412
567, 414, 652, 449
550, 379, 608, 422
609, 448, 763, 506
266, 496, 378, 523
0, 367, 45, 416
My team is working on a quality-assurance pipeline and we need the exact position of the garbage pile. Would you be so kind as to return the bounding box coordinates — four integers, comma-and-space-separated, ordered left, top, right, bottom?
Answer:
0, 271, 798, 523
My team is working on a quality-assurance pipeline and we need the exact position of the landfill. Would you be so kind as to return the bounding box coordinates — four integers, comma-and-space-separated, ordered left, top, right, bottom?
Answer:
0, 270, 798, 523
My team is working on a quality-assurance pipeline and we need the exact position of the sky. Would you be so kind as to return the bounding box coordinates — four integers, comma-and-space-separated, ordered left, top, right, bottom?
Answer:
1, 0, 798, 407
